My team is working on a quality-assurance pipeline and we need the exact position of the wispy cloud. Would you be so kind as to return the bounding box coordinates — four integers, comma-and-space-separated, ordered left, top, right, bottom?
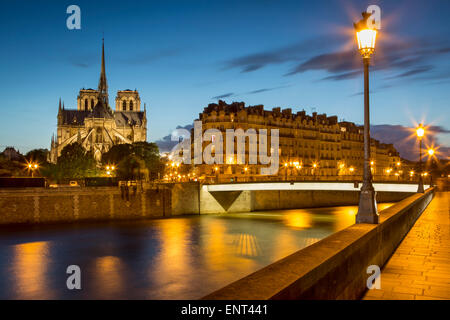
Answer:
246, 84, 291, 95
211, 92, 235, 99
212, 84, 290, 100
223, 35, 450, 86
222, 36, 343, 73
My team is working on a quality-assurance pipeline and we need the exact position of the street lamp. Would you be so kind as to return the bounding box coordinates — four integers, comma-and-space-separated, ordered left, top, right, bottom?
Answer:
27, 162, 39, 177
354, 12, 379, 224
416, 124, 425, 193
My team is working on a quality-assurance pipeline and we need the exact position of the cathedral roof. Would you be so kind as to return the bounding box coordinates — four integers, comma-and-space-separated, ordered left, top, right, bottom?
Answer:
114, 111, 146, 126
60, 109, 90, 125
59, 109, 145, 126
88, 99, 114, 119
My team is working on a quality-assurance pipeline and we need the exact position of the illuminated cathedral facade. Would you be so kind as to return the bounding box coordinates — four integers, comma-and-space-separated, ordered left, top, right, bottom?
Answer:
49, 41, 147, 163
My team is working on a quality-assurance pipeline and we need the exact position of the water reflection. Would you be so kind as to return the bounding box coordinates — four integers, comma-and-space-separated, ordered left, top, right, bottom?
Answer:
11, 241, 52, 299
94, 256, 124, 298
0, 203, 393, 299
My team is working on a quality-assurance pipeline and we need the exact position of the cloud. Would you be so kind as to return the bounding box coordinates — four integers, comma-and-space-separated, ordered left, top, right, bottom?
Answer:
246, 84, 291, 95
222, 36, 343, 73
212, 92, 235, 99
154, 124, 194, 153
211, 85, 290, 100
371, 124, 450, 160
286, 38, 450, 82
386, 65, 433, 80
224, 34, 450, 86
322, 70, 362, 81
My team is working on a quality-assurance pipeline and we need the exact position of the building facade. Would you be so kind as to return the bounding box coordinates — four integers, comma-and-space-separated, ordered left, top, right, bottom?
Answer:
185, 100, 400, 182
49, 41, 147, 163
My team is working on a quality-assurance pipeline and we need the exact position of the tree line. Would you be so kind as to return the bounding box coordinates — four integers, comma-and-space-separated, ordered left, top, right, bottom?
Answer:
0, 142, 164, 182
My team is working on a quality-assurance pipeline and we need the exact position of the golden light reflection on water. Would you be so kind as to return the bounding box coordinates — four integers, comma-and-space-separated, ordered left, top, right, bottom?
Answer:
94, 256, 124, 298
12, 241, 51, 299
149, 218, 194, 298
231, 233, 261, 258
284, 212, 313, 229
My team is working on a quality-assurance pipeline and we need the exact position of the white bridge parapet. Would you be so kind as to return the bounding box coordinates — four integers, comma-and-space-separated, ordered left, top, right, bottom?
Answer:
205, 182, 430, 193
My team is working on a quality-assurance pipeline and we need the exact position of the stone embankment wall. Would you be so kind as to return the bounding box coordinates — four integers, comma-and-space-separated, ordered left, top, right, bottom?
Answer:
0, 186, 171, 225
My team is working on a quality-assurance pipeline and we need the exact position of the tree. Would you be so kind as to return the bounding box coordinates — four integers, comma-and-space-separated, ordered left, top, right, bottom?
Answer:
25, 149, 49, 165
50, 143, 99, 180
102, 142, 162, 180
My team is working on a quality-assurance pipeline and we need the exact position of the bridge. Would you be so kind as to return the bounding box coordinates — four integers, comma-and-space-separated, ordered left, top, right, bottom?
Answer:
172, 181, 431, 215
204, 181, 430, 193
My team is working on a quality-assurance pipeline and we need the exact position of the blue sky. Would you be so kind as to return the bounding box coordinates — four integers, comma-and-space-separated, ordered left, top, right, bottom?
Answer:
0, 0, 449, 158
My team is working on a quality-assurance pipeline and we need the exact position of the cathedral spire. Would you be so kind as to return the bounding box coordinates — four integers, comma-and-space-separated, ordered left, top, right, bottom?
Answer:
98, 38, 108, 104
58, 98, 62, 111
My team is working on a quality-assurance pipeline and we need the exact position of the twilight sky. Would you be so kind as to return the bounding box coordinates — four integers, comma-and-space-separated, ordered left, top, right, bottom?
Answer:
0, 0, 449, 159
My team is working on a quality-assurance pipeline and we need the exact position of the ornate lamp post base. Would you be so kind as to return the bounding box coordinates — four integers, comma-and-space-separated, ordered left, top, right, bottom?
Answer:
356, 187, 379, 224
417, 176, 424, 193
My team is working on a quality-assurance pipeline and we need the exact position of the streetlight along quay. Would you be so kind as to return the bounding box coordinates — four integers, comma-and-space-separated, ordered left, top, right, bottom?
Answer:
354, 12, 379, 224
416, 124, 425, 193
26, 162, 39, 177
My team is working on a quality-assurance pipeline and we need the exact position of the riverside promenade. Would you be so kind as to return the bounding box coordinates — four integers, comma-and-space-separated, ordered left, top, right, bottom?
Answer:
363, 191, 450, 300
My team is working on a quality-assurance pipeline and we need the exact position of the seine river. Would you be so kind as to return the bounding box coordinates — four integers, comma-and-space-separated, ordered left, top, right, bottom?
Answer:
0, 203, 392, 299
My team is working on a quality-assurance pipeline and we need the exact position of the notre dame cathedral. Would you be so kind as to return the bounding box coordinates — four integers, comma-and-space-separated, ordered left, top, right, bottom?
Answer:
49, 41, 147, 163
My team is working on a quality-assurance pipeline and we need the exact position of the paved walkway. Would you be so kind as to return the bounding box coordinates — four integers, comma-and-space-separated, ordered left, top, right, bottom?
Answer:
363, 191, 450, 300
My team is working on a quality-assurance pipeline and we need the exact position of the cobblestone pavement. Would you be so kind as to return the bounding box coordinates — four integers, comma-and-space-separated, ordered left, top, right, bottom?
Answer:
363, 192, 450, 300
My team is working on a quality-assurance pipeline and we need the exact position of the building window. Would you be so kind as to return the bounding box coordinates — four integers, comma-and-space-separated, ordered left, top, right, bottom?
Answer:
123, 100, 127, 111
85, 98, 89, 110
130, 100, 133, 111
91, 99, 94, 108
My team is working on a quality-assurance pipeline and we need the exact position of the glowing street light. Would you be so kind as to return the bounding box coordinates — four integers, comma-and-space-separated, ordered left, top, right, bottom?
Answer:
354, 11, 378, 224
427, 148, 435, 157
26, 162, 39, 177
416, 124, 425, 193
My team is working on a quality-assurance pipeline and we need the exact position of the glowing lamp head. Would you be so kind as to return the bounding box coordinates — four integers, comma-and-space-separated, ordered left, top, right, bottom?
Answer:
354, 12, 377, 58
349, 167, 355, 172
416, 124, 425, 138
34, 164, 38, 169
427, 149, 435, 156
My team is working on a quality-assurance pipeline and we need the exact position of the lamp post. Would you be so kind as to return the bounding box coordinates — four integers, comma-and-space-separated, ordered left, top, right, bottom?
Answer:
427, 148, 435, 187
354, 12, 379, 224
416, 124, 425, 193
